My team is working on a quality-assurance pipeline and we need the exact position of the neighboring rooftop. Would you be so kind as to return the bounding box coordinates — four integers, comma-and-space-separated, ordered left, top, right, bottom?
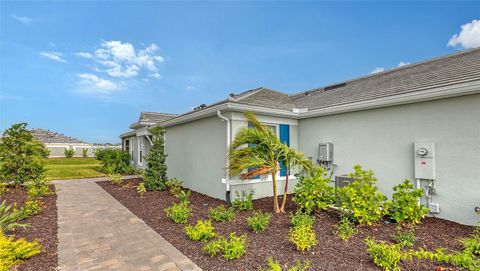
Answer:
129, 112, 178, 128
31, 128, 87, 144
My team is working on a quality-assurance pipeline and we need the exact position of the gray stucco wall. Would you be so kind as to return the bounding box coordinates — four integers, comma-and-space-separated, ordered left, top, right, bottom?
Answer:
298, 94, 480, 225
165, 116, 227, 200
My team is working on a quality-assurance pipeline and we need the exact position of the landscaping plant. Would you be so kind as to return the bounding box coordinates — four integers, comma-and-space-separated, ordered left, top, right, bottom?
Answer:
136, 182, 146, 196
392, 226, 416, 248
185, 220, 216, 241
292, 167, 335, 214
0, 201, 27, 233
0, 185, 6, 197
390, 179, 428, 225
175, 190, 191, 205
365, 238, 404, 271
461, 224, 480, 256
203, 233, 247, 261
260, 257, 311, 271
95, 148, 132, 174
231, 191, 254, 211
208, 205, 235, 222
64, 148, 75, 158
20, 200, 42, 217
228, 112, 285, 213
82, 148, 89, 158
246, 211, 271, 233
334, 216, 358, 241
277, 141, 313, 213
0, 232, 41, 271
164, 203, 192, 224
337, 165, 390, 225
290, 210, 315, 228
108, 173, 123, 186
0, 123, 49, 186
143, 126, 168, 191
165, 178, 183, 196
26, 178, 52, 199
289, 224, 317, 252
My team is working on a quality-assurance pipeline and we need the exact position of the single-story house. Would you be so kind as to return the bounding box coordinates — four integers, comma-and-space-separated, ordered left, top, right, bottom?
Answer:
32, 128, 94, 157
120, 48, 480, 225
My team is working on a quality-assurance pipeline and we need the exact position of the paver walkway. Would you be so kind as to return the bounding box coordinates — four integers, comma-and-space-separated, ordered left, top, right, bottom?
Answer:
54, 177, 202, 271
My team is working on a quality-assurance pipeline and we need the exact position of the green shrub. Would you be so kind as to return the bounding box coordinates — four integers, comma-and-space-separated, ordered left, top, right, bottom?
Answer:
390, 180, 428, 225
365, 238, 404, 271
95, 148, 132, 174
461, 224, 480, 256
232, 191, 253, 211
337, 165, 390, 225
0, 201, 27, 233
143, 126, 168, 191
260, 257, 311, 271
137, 182, 146, 196
26, 178, 52, 199
0, 123, 49, 186
289, 225, 317, 252
208, 205, 235, 222
203, 233, 247, 260
392, 226, 416, 248
0, 185, 7, 198
165, 178, 183, 196
292, 167, 335, 213
82, 148, 89, 158
334, 217, 358, 241
290, 210, 315, 228
185, 220, 216, 241
108, 173, 123, 186
64, 148, 75, 158
20, 200, 42, 217
175, 190, 191, 205
0, 232, 41, 271
164, 203, 192, 224
246, 211, 271, 233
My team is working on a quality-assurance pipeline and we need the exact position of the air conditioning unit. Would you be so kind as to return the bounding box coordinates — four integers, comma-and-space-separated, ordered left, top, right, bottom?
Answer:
335, 175, 354, 189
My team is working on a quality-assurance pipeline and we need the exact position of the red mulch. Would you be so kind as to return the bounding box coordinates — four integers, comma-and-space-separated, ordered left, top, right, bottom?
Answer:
1, 185, 58, 271
99, 179, 474, 271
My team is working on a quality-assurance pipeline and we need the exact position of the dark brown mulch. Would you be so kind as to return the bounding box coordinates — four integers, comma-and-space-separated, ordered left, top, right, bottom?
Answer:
1, 185, 58, 271
99, 179, 474, 271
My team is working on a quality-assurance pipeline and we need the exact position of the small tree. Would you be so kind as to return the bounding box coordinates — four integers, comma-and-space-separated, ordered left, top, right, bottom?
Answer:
143, 126, 168, 191
0, 123, 49, 186
64, 148, 75, 158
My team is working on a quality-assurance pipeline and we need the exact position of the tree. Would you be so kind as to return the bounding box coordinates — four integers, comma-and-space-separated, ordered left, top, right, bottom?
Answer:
0, 123, 49, 186
143, 126, 168, 191
278, 144, 313, 212
228, 112, 284, 213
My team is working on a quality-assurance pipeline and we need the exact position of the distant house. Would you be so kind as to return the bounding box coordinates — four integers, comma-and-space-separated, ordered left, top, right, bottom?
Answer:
31, 128, 93, 157
120, 48, 480, 225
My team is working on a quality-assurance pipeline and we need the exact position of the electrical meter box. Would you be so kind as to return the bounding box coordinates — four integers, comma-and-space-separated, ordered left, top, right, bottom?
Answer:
318, 142, 333, 162
414, 142, 435, 179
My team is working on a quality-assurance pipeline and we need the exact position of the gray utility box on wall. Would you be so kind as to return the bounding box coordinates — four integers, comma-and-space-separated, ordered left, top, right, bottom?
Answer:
318, 142, 334, 162
414, 142, 436, 180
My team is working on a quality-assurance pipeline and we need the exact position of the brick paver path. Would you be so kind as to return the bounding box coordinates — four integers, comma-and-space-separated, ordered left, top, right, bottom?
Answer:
54, 177, 202, 271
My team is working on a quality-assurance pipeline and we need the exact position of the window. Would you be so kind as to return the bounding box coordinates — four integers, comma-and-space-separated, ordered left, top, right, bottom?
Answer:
139, 151, 143, 163
125, 139, 130, 153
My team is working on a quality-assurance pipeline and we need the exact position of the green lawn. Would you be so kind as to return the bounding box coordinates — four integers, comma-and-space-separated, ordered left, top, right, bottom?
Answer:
45, 157, 106, 180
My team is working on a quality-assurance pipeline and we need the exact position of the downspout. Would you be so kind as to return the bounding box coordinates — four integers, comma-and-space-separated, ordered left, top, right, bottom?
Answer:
216, 110, 231, 204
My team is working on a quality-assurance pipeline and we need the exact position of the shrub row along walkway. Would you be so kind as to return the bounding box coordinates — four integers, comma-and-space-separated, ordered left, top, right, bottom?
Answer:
54, 177, 202, 271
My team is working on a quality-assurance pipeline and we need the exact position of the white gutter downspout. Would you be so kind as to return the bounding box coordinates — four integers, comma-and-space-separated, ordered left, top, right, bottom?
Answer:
216, 110, 231, 203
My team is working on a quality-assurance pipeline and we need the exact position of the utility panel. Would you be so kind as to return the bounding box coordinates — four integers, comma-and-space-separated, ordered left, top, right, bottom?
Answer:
414, 142, 435, 179
318, 142, 333, 163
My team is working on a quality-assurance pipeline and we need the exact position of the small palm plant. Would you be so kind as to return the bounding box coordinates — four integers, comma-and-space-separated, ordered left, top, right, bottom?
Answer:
228, 112, 284, 213
0, 201, 28, 233
278, 144, 313, 212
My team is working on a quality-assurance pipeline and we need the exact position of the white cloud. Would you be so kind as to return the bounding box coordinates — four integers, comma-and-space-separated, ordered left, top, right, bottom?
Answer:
398, 61, 409, 67
448, 19, 480, 49
77, 73, 119, 93
185, 86, 195, 91
12, 14, 33, 24
39, 51, 67, 63
74, 52, 93, 58
370, 67, 384, 74
80, 40, 165, 78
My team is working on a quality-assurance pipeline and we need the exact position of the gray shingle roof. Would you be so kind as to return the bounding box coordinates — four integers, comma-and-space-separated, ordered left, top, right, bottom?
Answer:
31, 128, 87, 144
138, 112, 178, 124
231, 88, 296, 110
290, 48, 480, 110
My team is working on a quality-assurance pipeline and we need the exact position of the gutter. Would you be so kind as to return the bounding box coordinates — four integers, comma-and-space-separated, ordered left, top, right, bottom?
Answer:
216, 110, 232, 204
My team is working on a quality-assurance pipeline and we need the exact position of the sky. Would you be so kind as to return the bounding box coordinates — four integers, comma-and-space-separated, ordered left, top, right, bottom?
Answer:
1, 1, 479, 143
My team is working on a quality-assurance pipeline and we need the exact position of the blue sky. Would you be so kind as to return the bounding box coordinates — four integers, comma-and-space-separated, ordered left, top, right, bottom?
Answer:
1, 1, 479, 143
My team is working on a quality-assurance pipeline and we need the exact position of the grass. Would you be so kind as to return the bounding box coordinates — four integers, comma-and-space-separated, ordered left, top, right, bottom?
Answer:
44, 158, 105, 180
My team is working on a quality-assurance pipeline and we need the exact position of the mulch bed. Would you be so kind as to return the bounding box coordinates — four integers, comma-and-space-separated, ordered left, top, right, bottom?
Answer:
99, 179, 474, 271
1, 185, 58, 271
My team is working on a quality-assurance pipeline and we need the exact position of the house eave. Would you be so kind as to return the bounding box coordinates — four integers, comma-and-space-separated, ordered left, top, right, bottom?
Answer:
120, 130, 136, 139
